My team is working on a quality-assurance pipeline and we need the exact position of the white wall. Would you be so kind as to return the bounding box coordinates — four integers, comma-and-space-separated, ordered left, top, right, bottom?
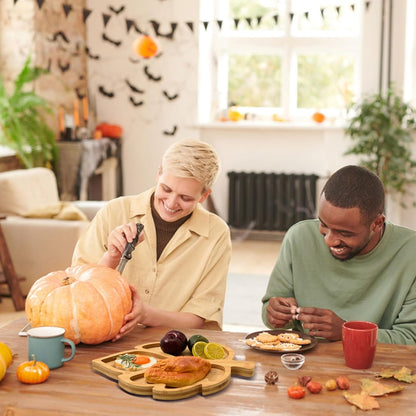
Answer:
85, 0, 416, 230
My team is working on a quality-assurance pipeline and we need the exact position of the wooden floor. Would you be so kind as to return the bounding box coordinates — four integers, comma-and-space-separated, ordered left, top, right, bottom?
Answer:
0, 239, 281, 330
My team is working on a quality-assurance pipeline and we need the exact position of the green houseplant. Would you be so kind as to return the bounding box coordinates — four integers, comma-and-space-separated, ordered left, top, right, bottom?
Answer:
344, 87, 416, 201
0, 56, 57, 169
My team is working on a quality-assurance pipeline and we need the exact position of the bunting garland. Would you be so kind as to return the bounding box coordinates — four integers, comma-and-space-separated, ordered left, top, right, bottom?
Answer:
12, 0, 371, 40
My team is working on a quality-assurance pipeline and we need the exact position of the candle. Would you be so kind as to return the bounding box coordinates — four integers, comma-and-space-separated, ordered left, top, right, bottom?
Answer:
73, 99, 79, 127
82, 96, 88, 122
58, 106, 64, 132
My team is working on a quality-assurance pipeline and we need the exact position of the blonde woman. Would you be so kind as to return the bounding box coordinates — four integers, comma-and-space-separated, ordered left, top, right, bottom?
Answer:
72, 139, 231, 340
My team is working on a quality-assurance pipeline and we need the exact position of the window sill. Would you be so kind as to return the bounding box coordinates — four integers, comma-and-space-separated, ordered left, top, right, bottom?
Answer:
197, 120, 346, 131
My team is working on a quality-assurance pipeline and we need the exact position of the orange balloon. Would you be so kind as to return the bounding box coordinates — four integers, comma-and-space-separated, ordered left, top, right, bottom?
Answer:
132, 35, 159, 58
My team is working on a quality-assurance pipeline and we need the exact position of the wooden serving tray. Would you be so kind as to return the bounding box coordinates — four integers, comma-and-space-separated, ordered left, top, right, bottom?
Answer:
92, 342, 256, 400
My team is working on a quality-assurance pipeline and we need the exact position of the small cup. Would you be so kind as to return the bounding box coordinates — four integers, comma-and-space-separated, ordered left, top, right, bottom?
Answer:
27, 326, 76, 370
342, 321, 378, 369
281, 353, 305, 370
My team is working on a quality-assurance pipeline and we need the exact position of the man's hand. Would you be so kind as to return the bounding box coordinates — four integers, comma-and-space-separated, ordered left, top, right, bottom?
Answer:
293, 307, 345, 341
266, 297, 298, 328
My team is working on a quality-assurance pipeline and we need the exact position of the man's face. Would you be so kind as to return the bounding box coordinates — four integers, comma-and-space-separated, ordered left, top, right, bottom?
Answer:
318, 195, 383, 261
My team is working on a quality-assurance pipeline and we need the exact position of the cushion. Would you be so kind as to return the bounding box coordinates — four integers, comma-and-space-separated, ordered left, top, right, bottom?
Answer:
23, 201, 88, 221
0, 168, 60, 216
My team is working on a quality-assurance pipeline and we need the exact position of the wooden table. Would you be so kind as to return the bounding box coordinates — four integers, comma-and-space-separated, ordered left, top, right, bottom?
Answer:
1, 318, 415, 415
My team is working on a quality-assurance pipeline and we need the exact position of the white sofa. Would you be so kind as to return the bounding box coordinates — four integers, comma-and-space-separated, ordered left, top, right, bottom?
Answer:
0, 168, 106, 295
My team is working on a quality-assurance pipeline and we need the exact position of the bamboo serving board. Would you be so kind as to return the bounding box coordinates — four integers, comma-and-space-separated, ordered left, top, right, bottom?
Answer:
92, 342, 256, 400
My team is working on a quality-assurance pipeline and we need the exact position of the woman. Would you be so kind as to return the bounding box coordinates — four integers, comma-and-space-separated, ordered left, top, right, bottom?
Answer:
72, 138, 231, 340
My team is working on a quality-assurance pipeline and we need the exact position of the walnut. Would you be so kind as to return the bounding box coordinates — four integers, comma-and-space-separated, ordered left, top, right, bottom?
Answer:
264, 370, 279, 385
298, 375, 312, 386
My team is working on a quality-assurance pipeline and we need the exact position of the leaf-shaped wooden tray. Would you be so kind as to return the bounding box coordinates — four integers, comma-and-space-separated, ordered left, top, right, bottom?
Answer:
92, 342, 256, 400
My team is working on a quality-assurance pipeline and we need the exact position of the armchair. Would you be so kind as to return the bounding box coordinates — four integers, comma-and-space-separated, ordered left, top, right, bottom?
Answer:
0, 168, 106, 296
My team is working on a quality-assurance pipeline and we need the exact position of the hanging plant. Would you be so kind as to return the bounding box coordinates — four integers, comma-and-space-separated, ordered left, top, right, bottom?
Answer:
0, 56, 57, 169
344, 87, 416, 201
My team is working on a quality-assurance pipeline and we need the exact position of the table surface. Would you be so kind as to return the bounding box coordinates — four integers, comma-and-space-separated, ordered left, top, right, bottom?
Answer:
1, 318, 415, 416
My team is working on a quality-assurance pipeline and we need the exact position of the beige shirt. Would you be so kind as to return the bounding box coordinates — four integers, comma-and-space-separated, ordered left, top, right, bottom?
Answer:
72, 188, 232, 327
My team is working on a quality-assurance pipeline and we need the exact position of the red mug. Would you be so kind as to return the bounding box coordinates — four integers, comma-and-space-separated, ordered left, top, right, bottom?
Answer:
342, 321, 378, 369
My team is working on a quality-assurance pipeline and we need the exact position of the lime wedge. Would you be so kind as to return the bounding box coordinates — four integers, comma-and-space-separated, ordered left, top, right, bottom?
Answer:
192, 341, 208, 358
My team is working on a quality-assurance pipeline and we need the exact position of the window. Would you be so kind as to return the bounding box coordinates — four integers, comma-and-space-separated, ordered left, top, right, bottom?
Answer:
199, 0, 365, 123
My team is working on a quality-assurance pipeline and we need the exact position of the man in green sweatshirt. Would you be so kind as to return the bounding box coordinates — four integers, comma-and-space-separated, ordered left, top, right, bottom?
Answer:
262, 165, 416, 344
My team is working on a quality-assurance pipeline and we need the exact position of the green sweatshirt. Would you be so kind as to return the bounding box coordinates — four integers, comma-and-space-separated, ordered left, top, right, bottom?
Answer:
262, 220, 416, 344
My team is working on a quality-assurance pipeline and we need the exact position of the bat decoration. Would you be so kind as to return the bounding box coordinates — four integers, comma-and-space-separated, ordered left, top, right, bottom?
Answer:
149, 21, 177, 39
125, 79, 145, 94
75, 88, 85, 99
102, 33, 122, 47
128, 57, 141, 64
109, 5, 125, 14
163, 125, 177, 136
163, 90, 179, 101
48, 31, 70, 43
129, 96, 144, 107
98, 85, 115, 98
85, 47, 100, 60
144, 65, 162, 82
58, 59, 70, 73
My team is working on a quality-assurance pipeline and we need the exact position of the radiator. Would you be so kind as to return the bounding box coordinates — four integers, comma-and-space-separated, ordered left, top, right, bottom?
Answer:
227, 171, 319, 231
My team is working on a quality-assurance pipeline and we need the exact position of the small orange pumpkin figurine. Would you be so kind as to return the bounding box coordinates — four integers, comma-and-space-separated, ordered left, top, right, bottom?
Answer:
132, 35, 159, 58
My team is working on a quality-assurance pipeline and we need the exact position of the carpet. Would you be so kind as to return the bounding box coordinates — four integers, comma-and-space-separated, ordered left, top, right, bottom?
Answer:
223, 273, 269, 332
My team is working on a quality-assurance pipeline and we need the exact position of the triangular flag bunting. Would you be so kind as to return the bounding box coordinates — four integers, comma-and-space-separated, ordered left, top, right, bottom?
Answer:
256, 16, 262, 26
273, 14, 279, 25
203, 21, 209, 31
63, 4, 72, 17
125, 19, 135, 33
335, 6, 341, 17
233, 18, 240, 29
186, 22, 194, 32
304, 11, 309, 20
102, 13, 111, 28
13, 0, 19, 4
365, 1, 370, 10
289, 13, 294, 23
36, 0, 45, 9
216, 20, 223, 30
82, 8, 92, 23
245, 17, 252, 28
320, 8, 325, 18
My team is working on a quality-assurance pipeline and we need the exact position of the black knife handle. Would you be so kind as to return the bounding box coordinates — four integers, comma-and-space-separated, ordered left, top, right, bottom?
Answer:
121, 223, 144, 260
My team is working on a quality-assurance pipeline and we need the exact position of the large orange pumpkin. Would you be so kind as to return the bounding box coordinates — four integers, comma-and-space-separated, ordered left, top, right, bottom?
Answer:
25, 264, 132, 345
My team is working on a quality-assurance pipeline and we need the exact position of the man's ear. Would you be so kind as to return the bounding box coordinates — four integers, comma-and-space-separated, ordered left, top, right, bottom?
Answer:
199, 189, 212, 204
372, 213, 385, 231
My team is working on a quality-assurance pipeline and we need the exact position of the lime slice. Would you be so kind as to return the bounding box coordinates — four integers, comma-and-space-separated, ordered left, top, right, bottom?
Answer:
204, 342, 226, 360
192, 341, 208, 358
188, 334, 209, 353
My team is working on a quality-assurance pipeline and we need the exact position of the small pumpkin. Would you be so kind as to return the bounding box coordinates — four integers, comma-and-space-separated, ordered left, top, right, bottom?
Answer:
312, 111, 326, 123
16, 354, 50, 384
25, 264, 132, 345
132, 35, 159, 58
0, 354, 7, 382
95, 122, 122, 139
0, 342, 13, 368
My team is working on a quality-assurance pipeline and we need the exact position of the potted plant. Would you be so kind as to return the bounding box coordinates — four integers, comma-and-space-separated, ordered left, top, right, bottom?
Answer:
0, 56, 57, 169
344, 87, 416, 206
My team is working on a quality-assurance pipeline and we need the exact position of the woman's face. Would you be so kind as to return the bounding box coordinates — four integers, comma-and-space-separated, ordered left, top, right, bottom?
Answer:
154, 170, 211, 222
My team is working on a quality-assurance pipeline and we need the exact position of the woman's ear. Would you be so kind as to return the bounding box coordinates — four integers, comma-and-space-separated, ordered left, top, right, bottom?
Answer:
199, 189, 212, 204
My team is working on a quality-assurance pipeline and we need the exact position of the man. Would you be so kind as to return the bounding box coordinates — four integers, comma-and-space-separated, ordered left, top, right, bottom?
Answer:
72, 138, 231, 340
262, 165, 416, 344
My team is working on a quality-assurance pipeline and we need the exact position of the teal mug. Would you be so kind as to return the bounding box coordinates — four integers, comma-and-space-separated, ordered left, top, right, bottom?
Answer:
27, 326, 76, 370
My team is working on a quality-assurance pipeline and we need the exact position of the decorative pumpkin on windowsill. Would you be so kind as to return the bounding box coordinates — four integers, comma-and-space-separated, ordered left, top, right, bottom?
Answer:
25, 264, 132, 345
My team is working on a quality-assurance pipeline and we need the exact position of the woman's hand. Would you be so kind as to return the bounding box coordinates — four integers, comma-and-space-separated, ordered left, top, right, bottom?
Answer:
99, 223, 144, 269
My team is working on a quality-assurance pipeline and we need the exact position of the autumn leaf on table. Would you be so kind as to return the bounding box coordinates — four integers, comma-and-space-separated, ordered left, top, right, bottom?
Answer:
343, 391, 380, 411
376, 367, 416, 383
360, 378, 404, 396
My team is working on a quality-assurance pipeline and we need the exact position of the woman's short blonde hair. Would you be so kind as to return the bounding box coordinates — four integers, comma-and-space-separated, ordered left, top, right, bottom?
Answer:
161, 138, 220, 191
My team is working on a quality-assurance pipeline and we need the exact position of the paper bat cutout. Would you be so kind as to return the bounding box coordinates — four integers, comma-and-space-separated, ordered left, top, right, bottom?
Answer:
163, 125, 177, 136
110, 5, 125, 14
98, 85, 115, 98
149, 20, 177, 39
75, 88, 86, 100
58, 59, 70, 73
128, 57, 141, 64
102, 33, 122, 47
129, 96, 144, 106
85, 47, 100, 60
48, 31, 70, 43
125, 79, 144, 94
163, 90, 179, 101
144, 66, 162, 82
